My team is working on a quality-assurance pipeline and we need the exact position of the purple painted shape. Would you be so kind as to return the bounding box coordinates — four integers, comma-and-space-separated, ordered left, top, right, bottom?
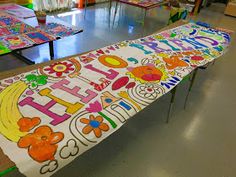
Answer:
195, 36, 219, 46
141, 41, 171, 53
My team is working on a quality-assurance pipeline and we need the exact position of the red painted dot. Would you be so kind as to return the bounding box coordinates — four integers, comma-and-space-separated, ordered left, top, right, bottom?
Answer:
112, 76, 129, 90
125, 82, 136, 89
191, 56, 204, 61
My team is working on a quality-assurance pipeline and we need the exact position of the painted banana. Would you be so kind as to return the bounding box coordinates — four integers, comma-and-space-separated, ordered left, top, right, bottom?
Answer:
0, 81, 28, 142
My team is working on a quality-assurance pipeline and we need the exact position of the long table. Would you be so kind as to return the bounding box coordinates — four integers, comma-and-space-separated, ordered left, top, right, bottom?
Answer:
0, 20, 231, 177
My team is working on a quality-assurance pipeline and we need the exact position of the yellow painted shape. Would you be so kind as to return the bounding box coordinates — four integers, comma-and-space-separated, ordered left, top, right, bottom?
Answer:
0, 81, 27, 142
105, 57, 121, 66
39, 88, 84, 114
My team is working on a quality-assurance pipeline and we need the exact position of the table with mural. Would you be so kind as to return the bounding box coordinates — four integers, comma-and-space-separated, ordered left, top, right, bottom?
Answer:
113, 0, 169, 29
118, 0, 168, 9
0, 21, 231, 177
0, 12, 83, 63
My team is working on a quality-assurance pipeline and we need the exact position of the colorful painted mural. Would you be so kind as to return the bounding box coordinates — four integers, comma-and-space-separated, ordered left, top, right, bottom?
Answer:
0, 22, 231, 177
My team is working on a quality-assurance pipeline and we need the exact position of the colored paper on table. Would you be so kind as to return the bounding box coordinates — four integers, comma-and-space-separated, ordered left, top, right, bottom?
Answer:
119, 0, 164, 8
0, 27, 11, 37
40, 23, 81, 38
0, 42, 11, 55
1, 35, 33, 50
23, 31, 56, 44
8, 23, 36, 35
0, 14, 21, 27
0, 3, 35, 19
0, 23, 231, 177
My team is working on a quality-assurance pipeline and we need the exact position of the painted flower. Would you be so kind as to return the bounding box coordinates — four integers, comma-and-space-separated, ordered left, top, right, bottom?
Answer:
139, 84, 163, 99
18, 125, 64, 163
44, 61, 74, 77
80, 115, 109, 138
86, 101, 117, 128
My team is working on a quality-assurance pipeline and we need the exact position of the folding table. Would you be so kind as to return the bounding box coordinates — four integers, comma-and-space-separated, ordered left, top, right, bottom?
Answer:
0, 20, 231, 177
0, 14, 83, 64
113, 0, 170, 27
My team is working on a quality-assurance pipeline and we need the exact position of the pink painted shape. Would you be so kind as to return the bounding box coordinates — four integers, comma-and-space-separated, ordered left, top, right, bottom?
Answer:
85, 64, 119, 80
50, 79, 98, 104
19, 97, 71, 126
86, 101, 102, 113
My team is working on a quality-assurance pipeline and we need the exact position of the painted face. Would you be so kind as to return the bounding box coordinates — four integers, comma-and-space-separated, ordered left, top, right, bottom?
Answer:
129, 65, 163, 82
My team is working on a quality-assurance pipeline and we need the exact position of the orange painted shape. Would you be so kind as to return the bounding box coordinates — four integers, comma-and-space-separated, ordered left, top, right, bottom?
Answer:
17, 117, 41, 132
163, 56, 188, 70
80, 115, 109, 138
17, 125, 64, 163
130, 65, 163, 82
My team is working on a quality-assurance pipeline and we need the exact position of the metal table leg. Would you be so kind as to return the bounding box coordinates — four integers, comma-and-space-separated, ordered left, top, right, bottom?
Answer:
142, 9, 147, 36
113, 0, 119, 27
84, 0, 88, 19
166, 86, 177, 123
184, 68, 198, 109
49, 41, 54, 60
109, 0, 112, 10
12, 50, 35, 65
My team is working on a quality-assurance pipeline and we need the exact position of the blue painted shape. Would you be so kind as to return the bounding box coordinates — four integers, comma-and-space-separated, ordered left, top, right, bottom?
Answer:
196, 21, 211, 28
119, 101, 131, 110
172, 76, 180, 81
161, 77, 180, 89
105, 98, 112, 103
213, 46, 223, 52
189, 29, 197, 35
182, 37, 207, 49
90, 120, 100, 128
127, 57, 138, 64
129, 43, 152, 54
201, 29, 215, 34
26, 32, 50, 41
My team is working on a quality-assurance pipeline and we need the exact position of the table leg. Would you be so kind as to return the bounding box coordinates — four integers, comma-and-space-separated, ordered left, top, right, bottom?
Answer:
108, 0, 112, 28
12, 51, 35, 65
113, 0, 119, 27
142, 9, 147, 36
49, 41, 54, 60
184, 68, 198, 109
84, 0, 88, 19
166, 86, 177, 123
143, 9, 147, 26
109, 0, 112, 11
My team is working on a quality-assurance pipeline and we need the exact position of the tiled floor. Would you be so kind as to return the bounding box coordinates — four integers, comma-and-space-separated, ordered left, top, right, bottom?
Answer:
4, 2, 236, 177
